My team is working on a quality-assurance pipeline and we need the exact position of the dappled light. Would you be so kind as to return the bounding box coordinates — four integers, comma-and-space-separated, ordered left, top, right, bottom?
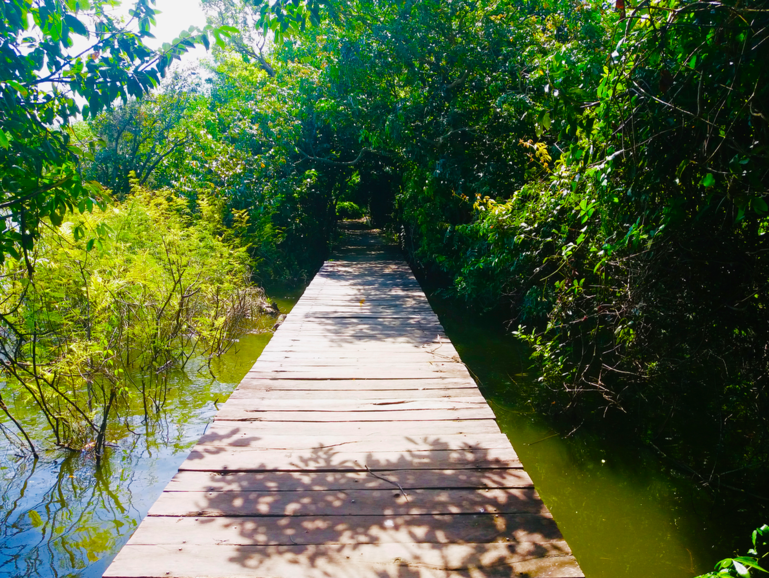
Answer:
2, 0, 767, 574
105, 227, 581, 577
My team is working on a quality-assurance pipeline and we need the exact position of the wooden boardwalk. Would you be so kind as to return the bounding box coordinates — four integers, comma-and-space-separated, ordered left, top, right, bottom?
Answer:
104, 228, 583, 578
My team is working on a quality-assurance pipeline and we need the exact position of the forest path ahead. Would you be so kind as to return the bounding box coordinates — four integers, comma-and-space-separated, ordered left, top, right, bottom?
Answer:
104, 224, 583, 578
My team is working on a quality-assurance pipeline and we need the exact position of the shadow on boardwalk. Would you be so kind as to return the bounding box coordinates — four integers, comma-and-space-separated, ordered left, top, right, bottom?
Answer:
105, 224, 582, 577
115, 425, 580, 577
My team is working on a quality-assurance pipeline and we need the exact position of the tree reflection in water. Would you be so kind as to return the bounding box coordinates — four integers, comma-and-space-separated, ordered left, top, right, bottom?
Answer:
0, 328, 276, 578
0, 429, 188, 576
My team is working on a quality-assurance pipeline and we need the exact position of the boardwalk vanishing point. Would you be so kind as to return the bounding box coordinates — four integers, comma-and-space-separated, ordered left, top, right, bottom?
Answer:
105, 226, 583, 578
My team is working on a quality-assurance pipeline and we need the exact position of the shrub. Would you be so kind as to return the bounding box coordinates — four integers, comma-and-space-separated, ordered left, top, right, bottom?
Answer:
336, 201, 364, 220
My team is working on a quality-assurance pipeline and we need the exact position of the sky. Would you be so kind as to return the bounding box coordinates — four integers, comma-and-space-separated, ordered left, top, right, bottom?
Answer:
145, 0, 207, 44
126, 0, 210, 64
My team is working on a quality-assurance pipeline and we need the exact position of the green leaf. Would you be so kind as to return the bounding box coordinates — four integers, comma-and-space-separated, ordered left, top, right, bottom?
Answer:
29, 510, 43, 528
50, 210, 64, 227
64, 13, 89, 38
732, 560, 750, 578
752, 197, 768, 215
0, 129, 9, 149
733, 557, 768, 573
701, 173, 716, 188
86, 238, 95, 252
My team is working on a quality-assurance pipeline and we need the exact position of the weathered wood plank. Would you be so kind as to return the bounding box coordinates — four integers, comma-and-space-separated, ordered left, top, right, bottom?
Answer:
252, 358, 460, 366
193, 431, 513, 452
245, 368, 470, 380
105, 543, 583, 578
218, 398, 489, 412
166, 469, 535, 492
214, 407, 495, 422
127, 514, 559, 546
148, 488, 546, 517
244, 356, 465, 366
227, 388, 482, 400
194, 431, 510, 450
234, 379, 476, 389
278, 316, 441, 324
197, 419, 502, 436
259, 345, 460, 356
129, 513, 568, 552
179, 447, 521, 472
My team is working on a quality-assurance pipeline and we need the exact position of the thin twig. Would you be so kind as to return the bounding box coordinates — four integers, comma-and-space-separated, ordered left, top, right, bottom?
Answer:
363, 464, 409, 502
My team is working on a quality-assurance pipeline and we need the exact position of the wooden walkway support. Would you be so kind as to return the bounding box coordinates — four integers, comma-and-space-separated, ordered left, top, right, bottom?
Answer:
104, 227, 583, 578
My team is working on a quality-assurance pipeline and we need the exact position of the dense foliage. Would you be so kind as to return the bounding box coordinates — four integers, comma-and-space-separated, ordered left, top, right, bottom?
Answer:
57, 0, 769, 506
0, 0, 214, 264
1, 0, 766, 559
336, 201, 364, 220
172, 0, 769, 506
0, 181, 264, 456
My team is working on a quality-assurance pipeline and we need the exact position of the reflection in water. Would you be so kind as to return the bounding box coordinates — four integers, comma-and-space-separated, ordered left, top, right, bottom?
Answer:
0, 450, 169, 577
0, 289, 300, 578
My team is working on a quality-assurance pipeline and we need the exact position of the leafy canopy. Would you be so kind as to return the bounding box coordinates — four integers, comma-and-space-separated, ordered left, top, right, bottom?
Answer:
0, 0, 235, 265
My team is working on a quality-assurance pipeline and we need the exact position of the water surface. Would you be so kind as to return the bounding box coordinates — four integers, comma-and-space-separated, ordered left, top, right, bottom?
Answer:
0, 288, 301, 577
427, 294, 758, 578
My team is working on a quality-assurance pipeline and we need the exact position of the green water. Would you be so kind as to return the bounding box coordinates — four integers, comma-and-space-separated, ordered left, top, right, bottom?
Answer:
0, 281, 759, 577
426, 294, 758, 578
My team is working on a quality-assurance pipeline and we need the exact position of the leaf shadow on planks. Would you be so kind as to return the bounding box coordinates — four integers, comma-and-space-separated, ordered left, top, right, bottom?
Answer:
115, 426, 582, 578
274, 305, 453, 350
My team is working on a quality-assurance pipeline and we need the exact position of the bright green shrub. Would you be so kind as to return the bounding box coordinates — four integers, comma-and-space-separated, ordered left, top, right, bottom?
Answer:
336, 201, 364, 220
0, 183, 266, 455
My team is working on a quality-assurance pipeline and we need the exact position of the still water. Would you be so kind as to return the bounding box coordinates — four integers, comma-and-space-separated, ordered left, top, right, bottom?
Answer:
0, 290, 300, 578
0, 283, 758, 577
427, 295, 757, 578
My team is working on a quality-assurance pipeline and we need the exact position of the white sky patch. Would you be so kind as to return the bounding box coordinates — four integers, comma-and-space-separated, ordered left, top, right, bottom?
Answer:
144, 0, 210, 65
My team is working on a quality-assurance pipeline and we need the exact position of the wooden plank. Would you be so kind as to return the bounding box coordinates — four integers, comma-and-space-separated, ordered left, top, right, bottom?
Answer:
179, 447, 520, 472
213, 408, 495, 422
290, 313, 437, 319
148, 488, 546, 517
250, 359, 463, 368
253, 354, 463, 363
279, 323, 442, 329
218, 398, 488, 412
193, 431, 512, 452
284, 306, 442, 318
247, 366, 466, 376
262, 338, 452, 346
259, 344, 460, 356
105, 543, 583, 578
307, 286, 424, 290
166, 469, 535, 492
257, 350, 458, 358
290, 304, 434, 310
197, 419, 502, 437
293, 300, 428, 306
245, 369, 470, 380
273, 325, 446, 338
127, 514, 561, 546
274, 316, 440, 322
234, 378, 479, 390
227, 388, 483, 400
128, 514, 558, 545
266, 331, 449, 338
